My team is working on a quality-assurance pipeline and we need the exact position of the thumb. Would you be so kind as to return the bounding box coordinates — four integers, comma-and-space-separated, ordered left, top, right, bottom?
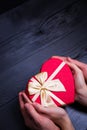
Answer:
33, 102, 65, 116
24, 103, 40, 122
33, 102, 50, 114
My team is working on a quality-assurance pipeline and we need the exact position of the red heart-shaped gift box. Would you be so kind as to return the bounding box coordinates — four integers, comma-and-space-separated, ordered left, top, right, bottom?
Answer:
26, 57, 75, 107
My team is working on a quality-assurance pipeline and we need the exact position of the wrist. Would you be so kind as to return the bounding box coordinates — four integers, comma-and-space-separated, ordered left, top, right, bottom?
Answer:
58, 114, 75, 130
76, 87, 87, 106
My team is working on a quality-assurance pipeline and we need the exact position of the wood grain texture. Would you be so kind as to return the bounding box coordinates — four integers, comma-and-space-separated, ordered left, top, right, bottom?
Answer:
0, 0, 87, 130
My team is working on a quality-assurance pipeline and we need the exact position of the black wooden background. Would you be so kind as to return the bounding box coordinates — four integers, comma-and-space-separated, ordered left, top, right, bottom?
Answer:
0, 0, 87, 130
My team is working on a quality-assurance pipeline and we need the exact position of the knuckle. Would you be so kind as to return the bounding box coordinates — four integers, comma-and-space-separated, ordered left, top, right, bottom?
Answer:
78, 68, 83, 73
77, 70, 82, 75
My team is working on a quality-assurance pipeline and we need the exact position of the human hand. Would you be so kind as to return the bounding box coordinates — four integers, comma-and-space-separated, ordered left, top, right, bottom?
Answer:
52, 55, 87, 81
52, 56, 87, 106
33, 103, 75, 130
19, 91, 60, 130
66, 58, 87, 106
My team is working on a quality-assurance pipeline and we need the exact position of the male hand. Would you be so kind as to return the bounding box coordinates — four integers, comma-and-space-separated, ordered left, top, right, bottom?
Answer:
19, 92, 60, 130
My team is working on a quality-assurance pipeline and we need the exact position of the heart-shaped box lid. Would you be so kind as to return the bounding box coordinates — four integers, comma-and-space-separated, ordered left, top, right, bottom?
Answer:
26, 57, 75, 107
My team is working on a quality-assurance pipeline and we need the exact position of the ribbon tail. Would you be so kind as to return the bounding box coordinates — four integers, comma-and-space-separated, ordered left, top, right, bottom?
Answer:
32, 92, 40, 102
47, 91, 66, 106
41, 90, 57, 107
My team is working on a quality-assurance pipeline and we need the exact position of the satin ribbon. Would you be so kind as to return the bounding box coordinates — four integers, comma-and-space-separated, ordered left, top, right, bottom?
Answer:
28, 62, 66, 107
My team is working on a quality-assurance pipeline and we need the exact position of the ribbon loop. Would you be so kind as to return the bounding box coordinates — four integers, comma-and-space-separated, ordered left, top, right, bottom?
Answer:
28, 62, 66, 107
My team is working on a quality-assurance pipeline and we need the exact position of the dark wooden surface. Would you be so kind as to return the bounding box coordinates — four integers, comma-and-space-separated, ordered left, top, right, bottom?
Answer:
0, 0, 87, 130
0, 0, 28, 14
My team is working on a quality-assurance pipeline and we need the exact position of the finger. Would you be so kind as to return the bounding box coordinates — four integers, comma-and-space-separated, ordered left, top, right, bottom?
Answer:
68, 57, 87, 80
24, 103, 40, 123
67, 62, 82, 74
68, 63, 86, 88
19, 92, 27, 117
67, 62, 85, 82
22, 92, 32, 104
67, 57, 86, 70
19, 92, 36, 128
19, 92, 32, 114
33, 102, 48, 113
33, 102, 61, 115
52, 56, 68, 61
19, 92, 25, 110
33, 102, 67, 124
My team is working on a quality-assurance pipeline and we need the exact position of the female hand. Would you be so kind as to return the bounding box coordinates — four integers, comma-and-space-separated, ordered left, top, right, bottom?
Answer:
33, 102, 75, 130
67, 58, 87, 106
19, 91, 60, 130
52, 56, 87, 106
52, 55, 87, 81
67, 57, 87, 82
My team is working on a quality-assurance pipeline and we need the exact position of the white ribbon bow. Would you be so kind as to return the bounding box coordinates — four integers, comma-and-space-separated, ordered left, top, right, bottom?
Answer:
28, 62, 66, 107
